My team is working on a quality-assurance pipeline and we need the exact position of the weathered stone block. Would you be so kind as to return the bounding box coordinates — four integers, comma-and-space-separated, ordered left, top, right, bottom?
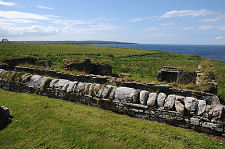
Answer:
147, 93, 157, 107
184, 97, 198, 113
175, 100, 185, 115
88, 83, 95, 96
26, 75, 49, 90
115, 87, 139, 103
76, 82, 86, 93
201, 122, 223, 132
211, 104, 225, 121
196, 100, 206, 115
175, 95, 185, 103
109, 86, 117, 100
66, 81, 77, 93
139, 90, 149, 105
157, 93, 167, 107
49, 79, 59, 88
190, 117, 200, 126
164, 95, 175, 110
84, 83, 92, 95
53, 79, 70, 90
102, 85, 113, 98
96, 85, 104, 98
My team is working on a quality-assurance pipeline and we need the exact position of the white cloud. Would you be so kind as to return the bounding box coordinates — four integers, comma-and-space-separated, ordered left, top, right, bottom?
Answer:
145, 27, 157, 31
198, 25, 214, 30
215, 36, 225, 40
218, 26, 225, 30
183, 26, 193, 30
161, 9, 215, 18
130, 18, 144, 22
0, 10, 56, 21
0, 24, 59, 36
161, 22, 173, 26
200, 14, 225, 22
51, 19, 89, 26
0, 10, 123, 39
0, 0, 15, 6
37, 5, 53, 10
130, 16, 158, 22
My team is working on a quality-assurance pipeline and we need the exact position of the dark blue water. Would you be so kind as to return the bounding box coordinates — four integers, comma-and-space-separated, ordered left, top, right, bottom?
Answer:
91, 44, 225, 61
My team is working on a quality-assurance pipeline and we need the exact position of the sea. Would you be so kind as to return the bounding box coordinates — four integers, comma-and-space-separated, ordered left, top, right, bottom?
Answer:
90, 44, 225, 61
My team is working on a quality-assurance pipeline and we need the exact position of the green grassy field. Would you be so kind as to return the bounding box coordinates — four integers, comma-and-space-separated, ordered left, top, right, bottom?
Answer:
0, 89, 224, 149
1, 43, 225, 102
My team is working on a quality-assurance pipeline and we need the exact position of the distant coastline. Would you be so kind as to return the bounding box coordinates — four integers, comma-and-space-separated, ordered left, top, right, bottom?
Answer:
10, 40, 135, 45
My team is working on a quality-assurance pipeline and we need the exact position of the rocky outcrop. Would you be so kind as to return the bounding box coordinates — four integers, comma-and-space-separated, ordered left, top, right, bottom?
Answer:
0, 69, 224, 136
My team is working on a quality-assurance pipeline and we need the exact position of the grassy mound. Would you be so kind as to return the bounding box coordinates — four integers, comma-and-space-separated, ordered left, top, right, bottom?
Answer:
0, 89, 224, 149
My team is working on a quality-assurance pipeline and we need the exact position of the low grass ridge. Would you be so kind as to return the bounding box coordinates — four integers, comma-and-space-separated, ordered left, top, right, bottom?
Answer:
0, 89, 224, 149
0, 43, 225, 101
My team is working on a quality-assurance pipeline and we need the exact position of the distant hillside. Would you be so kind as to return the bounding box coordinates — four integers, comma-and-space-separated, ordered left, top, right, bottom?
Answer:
11, 40, 135, 45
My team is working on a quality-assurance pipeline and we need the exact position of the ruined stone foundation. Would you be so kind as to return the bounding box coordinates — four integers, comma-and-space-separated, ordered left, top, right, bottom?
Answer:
0, 69, 224, 136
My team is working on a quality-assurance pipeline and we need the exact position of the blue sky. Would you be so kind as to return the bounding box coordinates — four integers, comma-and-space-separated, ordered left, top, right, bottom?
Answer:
0, 0, 225, 44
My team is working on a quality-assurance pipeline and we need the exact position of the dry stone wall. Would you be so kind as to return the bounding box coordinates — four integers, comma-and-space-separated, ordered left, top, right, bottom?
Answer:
14, 66, 219, 102
0, 69, 224, 136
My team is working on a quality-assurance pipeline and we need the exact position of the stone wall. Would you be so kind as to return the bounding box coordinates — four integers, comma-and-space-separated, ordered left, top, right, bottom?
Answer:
0, 56, 51, 69
157, 66, 196, 84
196, 65, 217, 94
0, 69, 224, 136
14, 66, 219, 101
63, 59, 112, 76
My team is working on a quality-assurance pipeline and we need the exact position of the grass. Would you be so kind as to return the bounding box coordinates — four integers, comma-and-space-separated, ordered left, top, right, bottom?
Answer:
0, 43, 225, 102
0, 89, 224, 149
